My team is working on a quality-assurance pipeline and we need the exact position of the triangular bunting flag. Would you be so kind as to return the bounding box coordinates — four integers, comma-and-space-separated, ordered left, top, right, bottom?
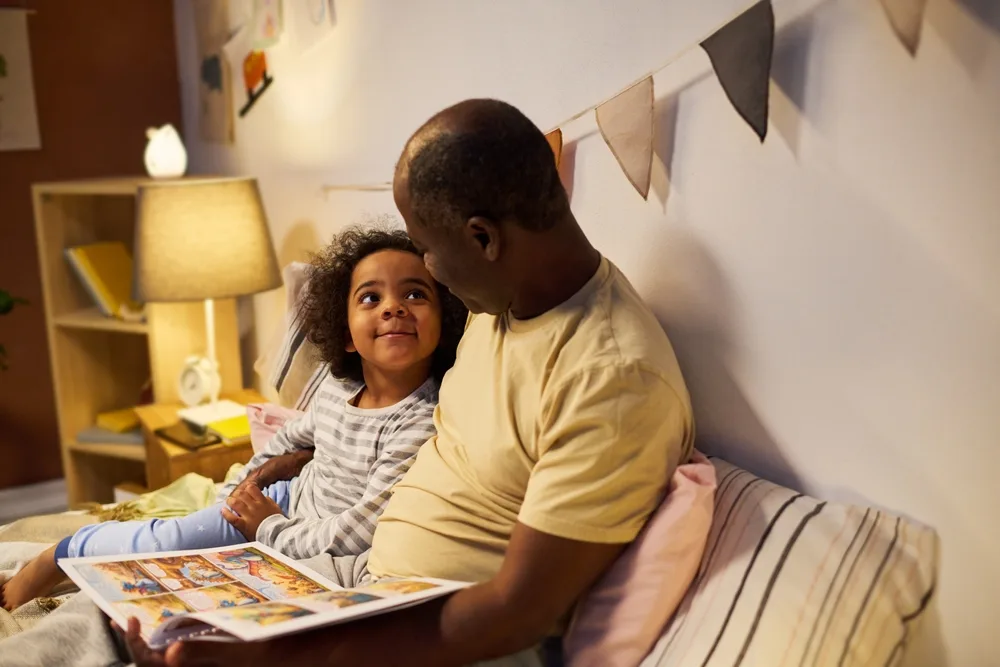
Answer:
596, 77, 655, 199
701, 0, 774, 142
545, 129, 563, 169
879, 0, 929, 55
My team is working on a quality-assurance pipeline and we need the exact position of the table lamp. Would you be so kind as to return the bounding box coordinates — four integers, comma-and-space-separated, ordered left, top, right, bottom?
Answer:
133, 176, 282, 427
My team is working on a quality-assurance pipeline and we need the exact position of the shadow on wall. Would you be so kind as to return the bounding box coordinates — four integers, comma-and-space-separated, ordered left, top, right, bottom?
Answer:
929, 0, 1000, 81
636, 229, 803, 494
639, 230, 949, 667
652, 93, 680, 211
279, 220, 323, 268
238, 220, 322, 387
953, 0, 1000, 33
769, 8, 817, 159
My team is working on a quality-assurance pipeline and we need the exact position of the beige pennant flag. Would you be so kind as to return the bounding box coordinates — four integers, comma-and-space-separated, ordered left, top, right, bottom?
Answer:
596, 77, 654, 199
879, 0, 929, 55
545, 129, 563, 169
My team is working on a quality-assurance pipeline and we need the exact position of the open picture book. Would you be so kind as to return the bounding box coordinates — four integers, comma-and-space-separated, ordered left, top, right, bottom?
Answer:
59, 542, 470, 649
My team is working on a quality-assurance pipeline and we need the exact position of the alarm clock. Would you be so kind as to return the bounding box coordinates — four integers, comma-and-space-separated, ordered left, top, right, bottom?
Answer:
178, 355, 221, 408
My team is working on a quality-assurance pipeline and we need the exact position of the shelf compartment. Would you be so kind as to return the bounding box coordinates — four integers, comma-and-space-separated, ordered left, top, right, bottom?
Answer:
54, 308, 148, 334
66, 439, 146, 462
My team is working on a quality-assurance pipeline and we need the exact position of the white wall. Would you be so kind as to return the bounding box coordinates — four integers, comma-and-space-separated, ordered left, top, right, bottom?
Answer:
173, 0, 1000, 663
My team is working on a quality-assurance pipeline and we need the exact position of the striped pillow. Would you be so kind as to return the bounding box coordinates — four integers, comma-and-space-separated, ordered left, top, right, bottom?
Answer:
640, 458, 938, 667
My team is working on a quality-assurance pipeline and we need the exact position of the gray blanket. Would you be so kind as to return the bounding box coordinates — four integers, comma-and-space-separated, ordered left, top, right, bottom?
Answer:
0, 539, 122, 667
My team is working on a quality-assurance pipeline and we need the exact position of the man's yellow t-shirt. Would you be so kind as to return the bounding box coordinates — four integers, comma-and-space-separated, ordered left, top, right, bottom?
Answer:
368, 257, 694, 582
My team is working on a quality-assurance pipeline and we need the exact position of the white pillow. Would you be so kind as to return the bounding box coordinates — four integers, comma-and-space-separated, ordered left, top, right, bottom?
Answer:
639, 457, 938, 667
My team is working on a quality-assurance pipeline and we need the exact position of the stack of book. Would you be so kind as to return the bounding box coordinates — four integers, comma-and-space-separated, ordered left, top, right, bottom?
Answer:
77, 407, 143, 446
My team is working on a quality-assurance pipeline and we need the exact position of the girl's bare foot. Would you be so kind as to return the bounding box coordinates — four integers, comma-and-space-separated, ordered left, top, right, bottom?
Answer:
0, 545, 66, 611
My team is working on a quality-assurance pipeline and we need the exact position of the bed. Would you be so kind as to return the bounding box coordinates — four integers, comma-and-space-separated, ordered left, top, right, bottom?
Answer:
0, 263, 939, 666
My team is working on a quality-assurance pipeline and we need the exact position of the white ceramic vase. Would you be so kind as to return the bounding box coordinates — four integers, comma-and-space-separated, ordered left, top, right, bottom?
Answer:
143, 124, 188, 178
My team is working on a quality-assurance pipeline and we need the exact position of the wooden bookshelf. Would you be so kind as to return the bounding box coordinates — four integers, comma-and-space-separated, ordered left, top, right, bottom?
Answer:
32, 177, 243, 505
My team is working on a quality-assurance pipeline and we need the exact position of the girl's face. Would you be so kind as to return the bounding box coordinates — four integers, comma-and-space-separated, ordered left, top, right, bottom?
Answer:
345, 249, 442, 378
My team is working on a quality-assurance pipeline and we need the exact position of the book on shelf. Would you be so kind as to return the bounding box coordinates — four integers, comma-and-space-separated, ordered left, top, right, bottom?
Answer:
76, 426, 144, 446
59, 541, 470, 649
64, 242, 145, 321
96, 407, 140, 433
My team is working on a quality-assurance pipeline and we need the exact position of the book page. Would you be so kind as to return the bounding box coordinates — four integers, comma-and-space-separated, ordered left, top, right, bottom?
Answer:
184, 577, 471, 644
61, 541, 472, 647
59, 542, 337, 642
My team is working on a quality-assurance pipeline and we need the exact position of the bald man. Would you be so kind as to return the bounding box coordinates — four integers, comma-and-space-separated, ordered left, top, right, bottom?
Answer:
125, 99, 694, 667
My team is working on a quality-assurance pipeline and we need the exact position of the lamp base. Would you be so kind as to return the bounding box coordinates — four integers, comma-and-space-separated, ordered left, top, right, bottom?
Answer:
177, 400, 246, 432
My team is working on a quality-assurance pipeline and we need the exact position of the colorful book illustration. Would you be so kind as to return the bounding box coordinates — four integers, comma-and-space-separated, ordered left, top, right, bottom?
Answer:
64, 242, 145, 321
59, 542, 469, 648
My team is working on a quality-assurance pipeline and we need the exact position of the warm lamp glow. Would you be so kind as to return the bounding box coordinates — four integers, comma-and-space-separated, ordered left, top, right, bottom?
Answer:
133, 177, 281, 302
133, 177, 281, 421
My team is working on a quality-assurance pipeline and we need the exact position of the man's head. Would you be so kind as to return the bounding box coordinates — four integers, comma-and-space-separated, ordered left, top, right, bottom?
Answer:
394, 99, 571, 314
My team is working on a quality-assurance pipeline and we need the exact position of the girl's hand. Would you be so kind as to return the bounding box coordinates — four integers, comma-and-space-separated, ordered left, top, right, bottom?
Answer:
222, 484, 284, 540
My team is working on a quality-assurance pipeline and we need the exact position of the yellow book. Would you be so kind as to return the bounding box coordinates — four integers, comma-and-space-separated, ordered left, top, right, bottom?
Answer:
65, 247, 114, 316
65, 242, 143, 320
96, 408, 140, 433
207, 414, 251, 445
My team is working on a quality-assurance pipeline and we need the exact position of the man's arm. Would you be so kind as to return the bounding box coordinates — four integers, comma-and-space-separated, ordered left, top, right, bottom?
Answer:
215, 406, 317, 501
233, 448, 313, 493
158, 523, 623, 667
355, 524, 624, 666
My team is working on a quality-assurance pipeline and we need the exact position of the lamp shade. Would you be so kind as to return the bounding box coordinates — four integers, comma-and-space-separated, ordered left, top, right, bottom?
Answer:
133, 177, 282, 302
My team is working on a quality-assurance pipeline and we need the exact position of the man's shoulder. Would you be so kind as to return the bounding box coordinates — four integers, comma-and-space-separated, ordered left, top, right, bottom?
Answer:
558, 262, 684, 382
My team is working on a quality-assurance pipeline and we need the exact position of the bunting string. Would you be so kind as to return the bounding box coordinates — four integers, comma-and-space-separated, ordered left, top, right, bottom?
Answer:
321, 0, 763, 196
321, 0, 919, 197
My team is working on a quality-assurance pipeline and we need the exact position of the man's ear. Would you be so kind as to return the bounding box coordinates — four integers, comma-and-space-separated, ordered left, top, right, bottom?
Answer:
464, 216, 502, 262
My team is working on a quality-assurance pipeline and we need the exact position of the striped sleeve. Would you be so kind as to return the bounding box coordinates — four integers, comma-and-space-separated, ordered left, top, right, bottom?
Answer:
255, 408, 436, 560
214, 403, 317, 501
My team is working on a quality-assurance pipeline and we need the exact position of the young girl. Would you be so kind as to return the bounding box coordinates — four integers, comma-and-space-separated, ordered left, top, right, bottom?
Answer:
1, 227, 467, 610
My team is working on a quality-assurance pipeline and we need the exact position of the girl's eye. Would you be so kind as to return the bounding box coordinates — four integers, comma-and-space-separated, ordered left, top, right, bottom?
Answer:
405, 289, 428, 301
359, 293, 380, 305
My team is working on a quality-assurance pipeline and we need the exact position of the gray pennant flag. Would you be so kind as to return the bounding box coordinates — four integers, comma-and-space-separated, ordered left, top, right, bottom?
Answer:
701, 0, 775, 142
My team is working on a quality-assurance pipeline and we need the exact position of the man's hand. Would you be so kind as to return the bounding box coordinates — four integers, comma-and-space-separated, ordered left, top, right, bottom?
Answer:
229, 450, 314, 499
116, 617, 270, 667
229, 470, 264, 499
115, 618, 166, 667
222, 484, 285, 540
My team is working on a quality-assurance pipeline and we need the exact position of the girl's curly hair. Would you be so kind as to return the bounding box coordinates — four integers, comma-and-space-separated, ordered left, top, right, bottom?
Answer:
297, 225, 467, 384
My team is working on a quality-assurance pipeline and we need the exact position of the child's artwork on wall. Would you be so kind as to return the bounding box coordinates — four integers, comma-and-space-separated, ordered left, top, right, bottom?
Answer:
293, 0, 336, 53
252, 0, 284, 49
193, 0, 234, 144
224, 22, 275, 119
238, 51, 274, 118
0, 9, 41, 151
